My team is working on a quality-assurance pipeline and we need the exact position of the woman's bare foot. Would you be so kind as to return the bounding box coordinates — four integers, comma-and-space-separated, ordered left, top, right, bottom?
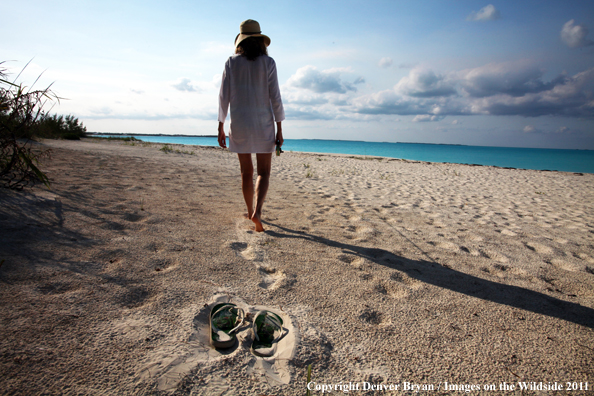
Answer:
251, 213, 264, 232
243, 212, 252, 219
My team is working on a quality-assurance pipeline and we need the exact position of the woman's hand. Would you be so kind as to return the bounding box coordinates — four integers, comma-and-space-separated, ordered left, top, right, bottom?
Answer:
218, 122, 227, 148
275, 122, 283, 147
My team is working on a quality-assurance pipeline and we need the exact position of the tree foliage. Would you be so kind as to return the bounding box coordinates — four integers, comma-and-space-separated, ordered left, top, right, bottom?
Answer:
0, 61, 56, 189
35, 114, 87, 140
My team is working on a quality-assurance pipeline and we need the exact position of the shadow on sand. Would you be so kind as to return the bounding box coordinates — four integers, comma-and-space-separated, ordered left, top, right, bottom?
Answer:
265, 222, 594, 329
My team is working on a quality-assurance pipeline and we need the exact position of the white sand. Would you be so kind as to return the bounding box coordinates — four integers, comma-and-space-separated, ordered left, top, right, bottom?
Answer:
0, 138, 593, 395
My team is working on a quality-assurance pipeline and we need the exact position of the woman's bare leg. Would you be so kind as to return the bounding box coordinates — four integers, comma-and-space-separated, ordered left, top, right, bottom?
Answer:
251, 153, 272, 232
237, 154, 254, 219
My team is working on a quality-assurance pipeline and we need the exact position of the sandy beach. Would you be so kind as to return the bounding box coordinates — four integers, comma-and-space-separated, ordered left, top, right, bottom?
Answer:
1, 138, 593, 395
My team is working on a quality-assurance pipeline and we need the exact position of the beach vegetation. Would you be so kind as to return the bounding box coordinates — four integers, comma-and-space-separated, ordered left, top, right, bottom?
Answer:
305, 169, 314, 178
0, 60, 56, 189
92, 136, 140, 142
34, 113, 87, 140
159, 144, 195, 155
160, 144, 173, 153
303, 163, 310, 168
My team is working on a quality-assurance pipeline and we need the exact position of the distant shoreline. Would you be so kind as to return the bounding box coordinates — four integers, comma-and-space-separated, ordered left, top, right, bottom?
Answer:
87, 132, 467, 146
87, 132, 218, 138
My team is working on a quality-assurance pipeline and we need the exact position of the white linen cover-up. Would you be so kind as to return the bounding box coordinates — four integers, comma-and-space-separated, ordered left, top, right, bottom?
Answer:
218, 54, 285, 153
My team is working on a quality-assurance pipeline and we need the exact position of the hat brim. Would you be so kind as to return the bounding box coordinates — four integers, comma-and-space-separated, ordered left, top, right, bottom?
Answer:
234, 33, 271, 48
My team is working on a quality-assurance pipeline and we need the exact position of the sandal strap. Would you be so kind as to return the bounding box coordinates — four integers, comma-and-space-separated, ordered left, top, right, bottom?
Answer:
211, 304, 245, 334
253, 310, 283, 342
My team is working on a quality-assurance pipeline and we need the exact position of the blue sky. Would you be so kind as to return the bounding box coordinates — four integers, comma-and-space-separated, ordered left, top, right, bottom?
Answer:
3, 0, 594, 149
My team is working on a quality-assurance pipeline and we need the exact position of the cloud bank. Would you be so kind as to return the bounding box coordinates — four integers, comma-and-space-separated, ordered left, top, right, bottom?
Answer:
353, 63, 594, 118
283, 62, 594, 120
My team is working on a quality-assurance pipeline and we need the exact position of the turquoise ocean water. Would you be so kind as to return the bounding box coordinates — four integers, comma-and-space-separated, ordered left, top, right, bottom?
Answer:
95, 135, 594, 174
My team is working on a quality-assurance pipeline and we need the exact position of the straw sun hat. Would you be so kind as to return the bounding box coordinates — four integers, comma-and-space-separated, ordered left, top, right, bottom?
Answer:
234, 19, 271, 48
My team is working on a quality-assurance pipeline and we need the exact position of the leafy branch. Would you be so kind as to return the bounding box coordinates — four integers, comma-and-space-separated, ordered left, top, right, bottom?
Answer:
0, 60, 60, 190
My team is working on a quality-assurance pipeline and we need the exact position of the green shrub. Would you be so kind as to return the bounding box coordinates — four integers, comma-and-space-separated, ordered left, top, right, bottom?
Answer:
0, 60, 55, 189
34, 113, 87, 140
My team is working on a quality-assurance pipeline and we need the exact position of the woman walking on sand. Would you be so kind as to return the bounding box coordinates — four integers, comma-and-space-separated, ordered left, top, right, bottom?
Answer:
218, 19, 285, 232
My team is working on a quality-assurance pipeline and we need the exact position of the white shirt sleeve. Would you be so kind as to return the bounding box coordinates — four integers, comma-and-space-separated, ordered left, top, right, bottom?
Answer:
268, 59, 285, 122
218, 59, 230, 123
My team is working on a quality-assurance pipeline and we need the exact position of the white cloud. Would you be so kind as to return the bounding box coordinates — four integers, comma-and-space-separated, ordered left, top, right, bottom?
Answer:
555, 126, 570, 134
130, 89, 144, 95
286, 66, 358, 94
378, 57, 393, 68
413, 115, 444, 122
172, 78, 201, 92
395, 68, 456, 97
523, 125, 536, 133
282, 90, 329, 105
451, 119, 460, 125
467, 4, 501, 22
561, 20, 594, 48
457, 61, 557, 98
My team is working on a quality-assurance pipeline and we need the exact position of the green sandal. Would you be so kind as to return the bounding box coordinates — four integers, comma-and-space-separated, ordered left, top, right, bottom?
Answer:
210, 303, 245, 349
251, 310, 286, 357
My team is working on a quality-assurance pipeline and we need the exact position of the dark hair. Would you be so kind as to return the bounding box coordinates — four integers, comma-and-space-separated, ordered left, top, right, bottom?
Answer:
235, 37, 268, 61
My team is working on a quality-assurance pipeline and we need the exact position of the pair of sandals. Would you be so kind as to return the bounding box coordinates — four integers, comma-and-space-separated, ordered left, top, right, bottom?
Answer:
209, 303, 285, 357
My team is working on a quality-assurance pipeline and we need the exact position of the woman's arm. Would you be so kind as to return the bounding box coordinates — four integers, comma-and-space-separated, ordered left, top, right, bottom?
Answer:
275, 122, 283, 147
218, 122, 227, 148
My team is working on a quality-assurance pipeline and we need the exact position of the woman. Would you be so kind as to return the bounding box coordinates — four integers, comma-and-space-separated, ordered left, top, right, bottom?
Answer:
218, 19, 285, 232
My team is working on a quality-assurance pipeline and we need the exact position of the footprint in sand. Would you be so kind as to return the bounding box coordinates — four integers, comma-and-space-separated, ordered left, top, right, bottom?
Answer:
389, 270, 422, 291
257, 265, 287, 290
550, 258, 581, 272
356, 226, 378, 239
231, 220, 289, 291
337, 254, 358, 264
480, 249, 510, 263
240, 245, 263, 262
525, 241, 554, 255
358, 307, 391, 326
228, 241, 248, 252
575, 253, 594, 264
150, 258, 178, 273
488, 263, 526, 277
436, 241, 460, 252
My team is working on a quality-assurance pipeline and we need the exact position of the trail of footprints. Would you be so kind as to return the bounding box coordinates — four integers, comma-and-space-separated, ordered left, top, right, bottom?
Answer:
303, 186, 593, 302
228, 224, 287, 291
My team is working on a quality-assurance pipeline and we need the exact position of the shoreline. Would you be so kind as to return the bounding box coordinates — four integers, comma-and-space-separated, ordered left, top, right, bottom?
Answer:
85, 135, 594, 174
87, 137, 591, 175
86, 132, 594, 151
1, 139, 593, 394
